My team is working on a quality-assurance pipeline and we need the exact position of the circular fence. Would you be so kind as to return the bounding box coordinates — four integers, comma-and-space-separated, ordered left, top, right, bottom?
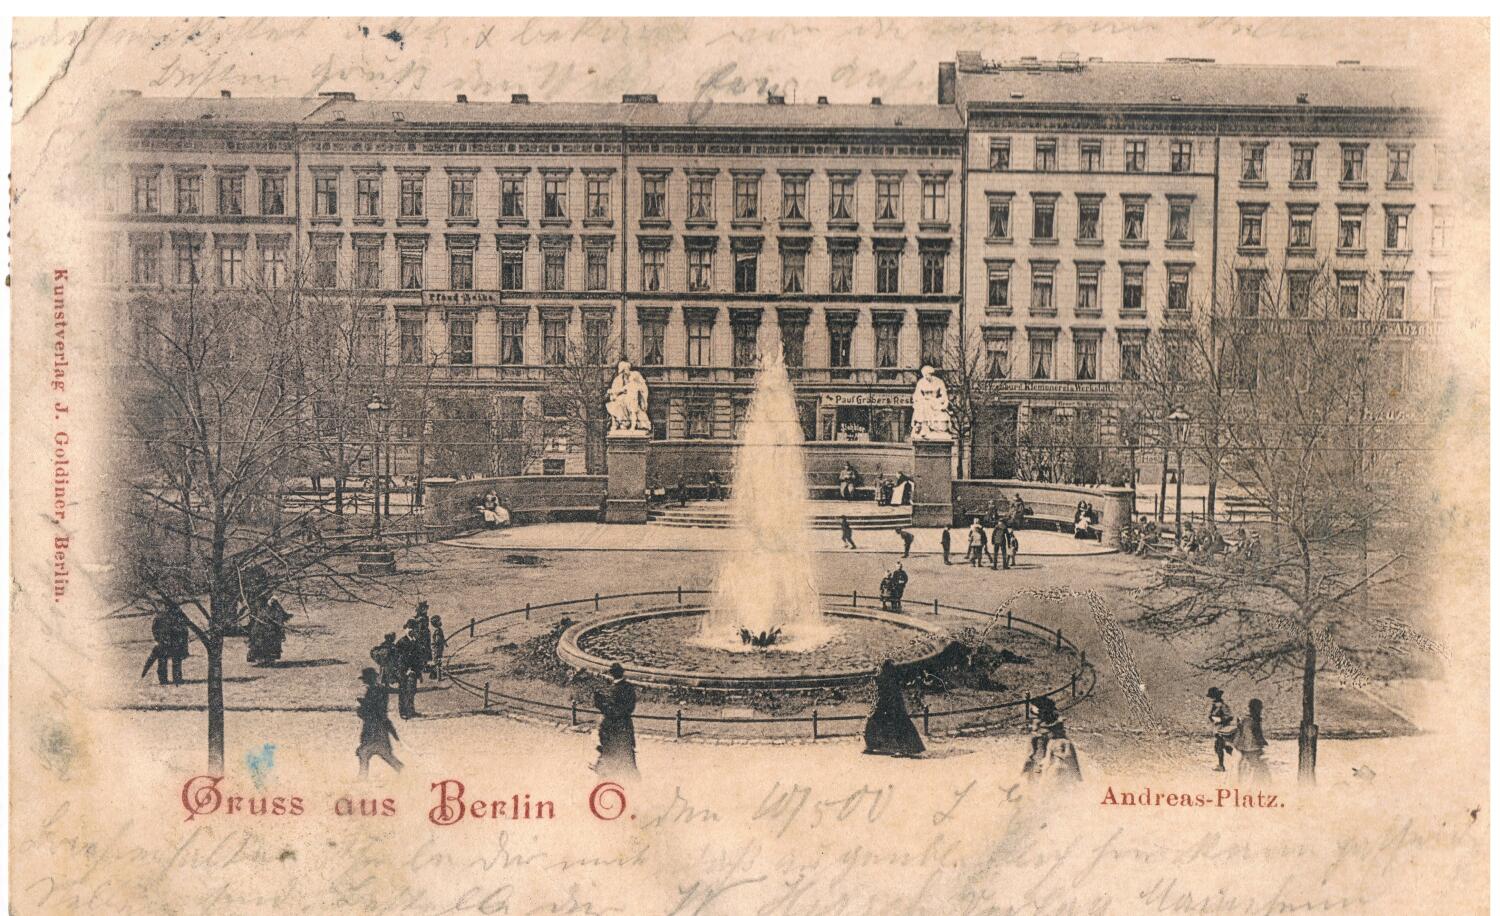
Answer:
441, 588, 1097, 741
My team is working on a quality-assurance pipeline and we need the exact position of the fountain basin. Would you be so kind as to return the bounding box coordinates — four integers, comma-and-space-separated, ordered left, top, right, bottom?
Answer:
557, 605, 951, 690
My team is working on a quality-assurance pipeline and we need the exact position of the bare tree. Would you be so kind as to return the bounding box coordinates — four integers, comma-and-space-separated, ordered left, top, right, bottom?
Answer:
941, 324, 1005, 479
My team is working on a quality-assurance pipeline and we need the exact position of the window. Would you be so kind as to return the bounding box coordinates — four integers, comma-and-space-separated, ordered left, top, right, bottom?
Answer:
1030, 265, 1055, 313
450, 175, 475, 220
921, 252, 945, 294
987, 196, 1011, 239
399, 249, 423, 290
1032, 197, 1056, 240
399, 175, 424, 218
876, 251, 900, 294
986, 337, 1010, 379
1383, 278, 1407, 319
919, 323, 945, 368
313, 175, 339, 217
1034, 139, 1057, 172
586, 249, 609, 291
174, 173, 202, 215
829, 174, 856, 221
1291, 145, 1316, 183
688, 249, 712, 291
1432, 207, 1453, 251
688, 175, 714, 221
1124, 140, 1147, 172
496, 397, 525, 441
781, 175, 808, 221
1077, 197, 1100, 242
1434, 146, 1454, 187
1120, 339, 1143, 381
1167, 339, 1191, 383
686, 317, 713, 366
875, 175, 901, 222
257, 174, 284, 216
1288, 207, 1316, 250
1076, 265, 1100, 313
450, 250, 474, 290
1241, 143, 1266, 182
781, 250, 806, 293
133, 173, 160, 214
1288, 272, 1313, 317
1170, 141, 1192, 173
500, 174, 526, 220
1029, 337, 1054, 380
1167, 266, 1190, 312
399, 317, 424, 365
1074, 336, 1099, 380
830, 249, 853, 293
543, 174, 568, 219
734, 252, 758, 293
1122, 266, 1145, 313
684, 398, 714, 438
1338, 277, 1361, 318
641, 173, 666, 220
1168, 199, 1192, 244
641, 248, 664, 292
131, 240, 160, 284
544, 249, 566, 291
217, 175, 244, 215
1079, 141, 1102, 172
260, 243, 287, 288
356, 175, 381, 217
780, 318, 805, 368
501, 249, 524, 291
987, 263, 1010, 311
1341, 146, 1367, 184
498, 317, 526, 365
1122, 199, 1147, 243
1339, 208, 1365, 252
310, 240, 336, 288
874, 321, 900, 369
1387, 146, 1412, 185
355, 245, 381, 289
587, 174, 612, 220
640, 317, 666, 366
1431, 280, 1452, 318
216, 244, 244, 287
733, 174, 760, 220
989, 138, 1011, 171
828, 323, 853, 370
1238, 270, 1264, 317
1385, 208, 1411, 251
543, 317, 568, 365
920, 176, 948, 224
732, 321, 759, 368
1239, 206, 1265, 249
449, 316, 474, 365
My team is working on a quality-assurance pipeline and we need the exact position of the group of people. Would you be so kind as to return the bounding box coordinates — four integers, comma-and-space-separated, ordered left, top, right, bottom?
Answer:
246, 596, 292, 666
878, 563, 909, 612
875, 473, 913, 506
478, 491, 512, 529
368, 602, 446, 721
142, 590, 293, 685
1072, 501, 1100, 541
1206, 686, 1269, 781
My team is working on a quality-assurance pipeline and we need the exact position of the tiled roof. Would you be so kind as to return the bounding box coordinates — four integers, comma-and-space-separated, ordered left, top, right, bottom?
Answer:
103, 95, 327, 124
955, 60, 1429, 111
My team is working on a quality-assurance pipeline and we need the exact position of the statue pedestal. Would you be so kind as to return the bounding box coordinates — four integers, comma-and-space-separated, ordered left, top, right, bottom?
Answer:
910, 437, 955, 528
605, 431, 650, 524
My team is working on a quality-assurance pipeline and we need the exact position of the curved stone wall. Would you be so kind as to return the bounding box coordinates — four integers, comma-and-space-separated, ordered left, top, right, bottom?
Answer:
425, 474, 606, 536
951, 479, 1135, 546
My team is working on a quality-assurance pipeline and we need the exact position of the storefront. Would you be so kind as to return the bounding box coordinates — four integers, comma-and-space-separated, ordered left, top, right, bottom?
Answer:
816, 392, 912, 443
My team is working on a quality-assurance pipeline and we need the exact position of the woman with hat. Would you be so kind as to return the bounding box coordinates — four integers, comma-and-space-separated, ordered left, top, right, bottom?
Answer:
1207, 687, 1236, 771
593, 663, 638, 778
1022, 696, 1082, 784
863, 660, 925, 757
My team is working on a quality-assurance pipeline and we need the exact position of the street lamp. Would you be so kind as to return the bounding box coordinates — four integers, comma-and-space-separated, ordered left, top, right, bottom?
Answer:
366, 394, 389, 541
1168, 406, 1192, 546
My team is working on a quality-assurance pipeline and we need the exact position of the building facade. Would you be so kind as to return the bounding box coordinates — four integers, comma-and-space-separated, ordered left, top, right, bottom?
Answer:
97, 53, 1450, 483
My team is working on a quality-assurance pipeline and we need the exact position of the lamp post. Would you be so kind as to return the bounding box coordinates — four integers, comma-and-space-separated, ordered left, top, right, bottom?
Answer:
367, 394, 389, 541
1168, 406, 1191, 545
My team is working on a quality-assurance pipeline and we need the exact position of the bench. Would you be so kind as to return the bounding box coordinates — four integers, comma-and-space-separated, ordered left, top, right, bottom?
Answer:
808, 485, 881, 502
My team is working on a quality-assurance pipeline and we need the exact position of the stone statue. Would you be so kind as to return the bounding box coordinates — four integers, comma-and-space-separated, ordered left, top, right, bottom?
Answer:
910, 365, 952, 440
606, 360, 651, 434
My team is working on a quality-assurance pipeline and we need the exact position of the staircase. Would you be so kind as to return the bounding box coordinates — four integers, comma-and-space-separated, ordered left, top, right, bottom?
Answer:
648, 500, 913, 530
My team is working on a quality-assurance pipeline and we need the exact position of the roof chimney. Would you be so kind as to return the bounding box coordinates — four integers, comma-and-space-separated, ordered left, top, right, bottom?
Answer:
937, 61, 956, 104
622, 93, 659, 104
318, 91, 356, 101
456, 94, 468, 103
1337, 59, 1361, 66
393, 111, 404, 122
1296, 93, 1309, 105
220, 90, 232, 99
816, 96, 829, 105
767, 93, 785, 105
870, 96, 882, 106
511, 93, 530, 104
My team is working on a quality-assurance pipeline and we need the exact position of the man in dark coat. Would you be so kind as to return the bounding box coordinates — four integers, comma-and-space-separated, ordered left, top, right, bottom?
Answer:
394, 632, 421, 719
370, 633, 399, 687
593, 663, 638, 778
410, 602, 434, 673
896, 527, 914, 558
940, 528, 951, 565
356, 667, 403, 776
863, 660, 924, 756
889, 563, 908, 613
145, 603, 191, 685
430, 615, 447, 678
840, 516, 856, 550
705, 468, 723, 501
993, 518, 1012, 570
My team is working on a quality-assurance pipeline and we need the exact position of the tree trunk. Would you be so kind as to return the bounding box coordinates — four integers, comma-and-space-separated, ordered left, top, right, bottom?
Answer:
206, 635, 225, 775
1298, 637, 1318, 785
1156, 447, 1169, 523
1206, 473, 1218, 524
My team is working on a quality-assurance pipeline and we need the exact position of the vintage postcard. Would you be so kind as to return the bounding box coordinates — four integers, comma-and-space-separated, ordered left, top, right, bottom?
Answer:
8, 16, 1491, 913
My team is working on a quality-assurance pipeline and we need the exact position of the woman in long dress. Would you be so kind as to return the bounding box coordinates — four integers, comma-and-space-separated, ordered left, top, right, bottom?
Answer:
1022, 696, 1082, 784
863, 660, 925, 757
1232, 698, 1270, 782
593, 663, 638, 778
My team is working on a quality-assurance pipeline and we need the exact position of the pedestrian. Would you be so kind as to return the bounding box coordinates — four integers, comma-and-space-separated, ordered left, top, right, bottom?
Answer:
896, 527, 914, 558
889, 563, 908, 613
840, 516, 856, 550
838, 463, 858, 500
1232, 698, 1269, 782
430, 615, 447, 678
1207, 687, 1236, 771
593, 663, 638, 778
706, 468, 723, 501
677, 473, 690, 507
355, 667, 403, 777
966, 519, 987, 566
410, 602, 434, 674
1022, 696, 1082, 784
370, 633, 399, 686
395, 632, 420, 719
143, 602, 191, 686
940, 528, 951, 565
863, 660, 925, 757
994, 517, 1012, 569
248, 596, 292, 666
